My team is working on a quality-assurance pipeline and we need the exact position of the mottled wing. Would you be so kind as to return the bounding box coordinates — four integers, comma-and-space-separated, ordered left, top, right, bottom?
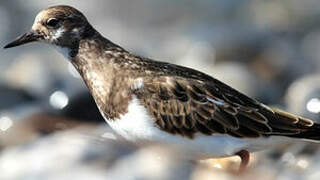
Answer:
132, 76, 313, 139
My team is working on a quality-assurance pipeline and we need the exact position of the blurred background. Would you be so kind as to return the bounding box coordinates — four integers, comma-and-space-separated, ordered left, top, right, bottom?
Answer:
0, 0, 320, 179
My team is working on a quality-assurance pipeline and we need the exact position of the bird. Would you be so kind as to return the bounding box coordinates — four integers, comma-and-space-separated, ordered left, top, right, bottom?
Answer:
4, 5, 320, 171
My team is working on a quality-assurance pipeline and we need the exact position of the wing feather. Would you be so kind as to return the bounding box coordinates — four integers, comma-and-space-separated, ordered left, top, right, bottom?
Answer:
133, 76, 314, 139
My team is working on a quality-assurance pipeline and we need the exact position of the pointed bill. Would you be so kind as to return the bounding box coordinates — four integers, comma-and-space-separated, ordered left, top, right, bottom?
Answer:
4, 31, 40, 49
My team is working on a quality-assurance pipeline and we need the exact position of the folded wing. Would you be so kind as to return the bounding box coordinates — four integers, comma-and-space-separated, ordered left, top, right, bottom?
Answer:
133, 76, 314, 139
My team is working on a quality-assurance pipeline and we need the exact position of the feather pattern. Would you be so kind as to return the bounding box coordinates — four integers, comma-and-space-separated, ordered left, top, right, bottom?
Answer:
133, 73, 314, 139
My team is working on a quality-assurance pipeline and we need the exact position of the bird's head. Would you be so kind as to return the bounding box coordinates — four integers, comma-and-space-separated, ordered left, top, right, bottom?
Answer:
4, 5, 94, 52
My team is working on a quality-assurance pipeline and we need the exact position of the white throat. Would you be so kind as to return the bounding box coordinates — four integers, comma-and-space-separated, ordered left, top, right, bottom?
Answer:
51, 27, 72, 60
54, 46, 72, 60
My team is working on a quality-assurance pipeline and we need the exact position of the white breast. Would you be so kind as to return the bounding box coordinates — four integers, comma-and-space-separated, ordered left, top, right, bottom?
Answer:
104, 96, 292, 158
106, 96, 157, 140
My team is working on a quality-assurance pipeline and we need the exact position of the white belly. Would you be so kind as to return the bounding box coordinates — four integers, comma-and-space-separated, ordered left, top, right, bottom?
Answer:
104, 96, 291, 158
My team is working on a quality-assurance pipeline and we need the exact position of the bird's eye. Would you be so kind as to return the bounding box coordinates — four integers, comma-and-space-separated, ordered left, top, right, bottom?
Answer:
46, 18, 60, 28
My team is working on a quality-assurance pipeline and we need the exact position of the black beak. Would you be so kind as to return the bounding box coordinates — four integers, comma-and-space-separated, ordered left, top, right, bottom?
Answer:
4, 31, 40, 49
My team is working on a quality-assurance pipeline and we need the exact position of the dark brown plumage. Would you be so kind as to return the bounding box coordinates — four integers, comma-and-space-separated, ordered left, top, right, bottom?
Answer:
132, 66, 315, 139
71, 33, 316, 140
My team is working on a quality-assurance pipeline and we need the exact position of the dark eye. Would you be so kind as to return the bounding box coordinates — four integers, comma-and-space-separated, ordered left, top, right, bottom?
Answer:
46, 18, 60, 28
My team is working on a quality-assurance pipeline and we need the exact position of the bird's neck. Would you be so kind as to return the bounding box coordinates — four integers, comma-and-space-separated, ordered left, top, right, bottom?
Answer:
67, 32, 134, 119
70, 30, 127, 81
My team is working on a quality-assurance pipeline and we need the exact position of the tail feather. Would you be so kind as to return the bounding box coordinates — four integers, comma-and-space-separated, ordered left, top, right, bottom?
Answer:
269, 108, 320, 141
272, 108, 314, 127
287, 123, 320, 141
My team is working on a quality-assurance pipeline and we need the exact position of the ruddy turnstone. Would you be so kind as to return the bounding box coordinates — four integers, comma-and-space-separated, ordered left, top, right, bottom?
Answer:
4, 5, 319, 170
